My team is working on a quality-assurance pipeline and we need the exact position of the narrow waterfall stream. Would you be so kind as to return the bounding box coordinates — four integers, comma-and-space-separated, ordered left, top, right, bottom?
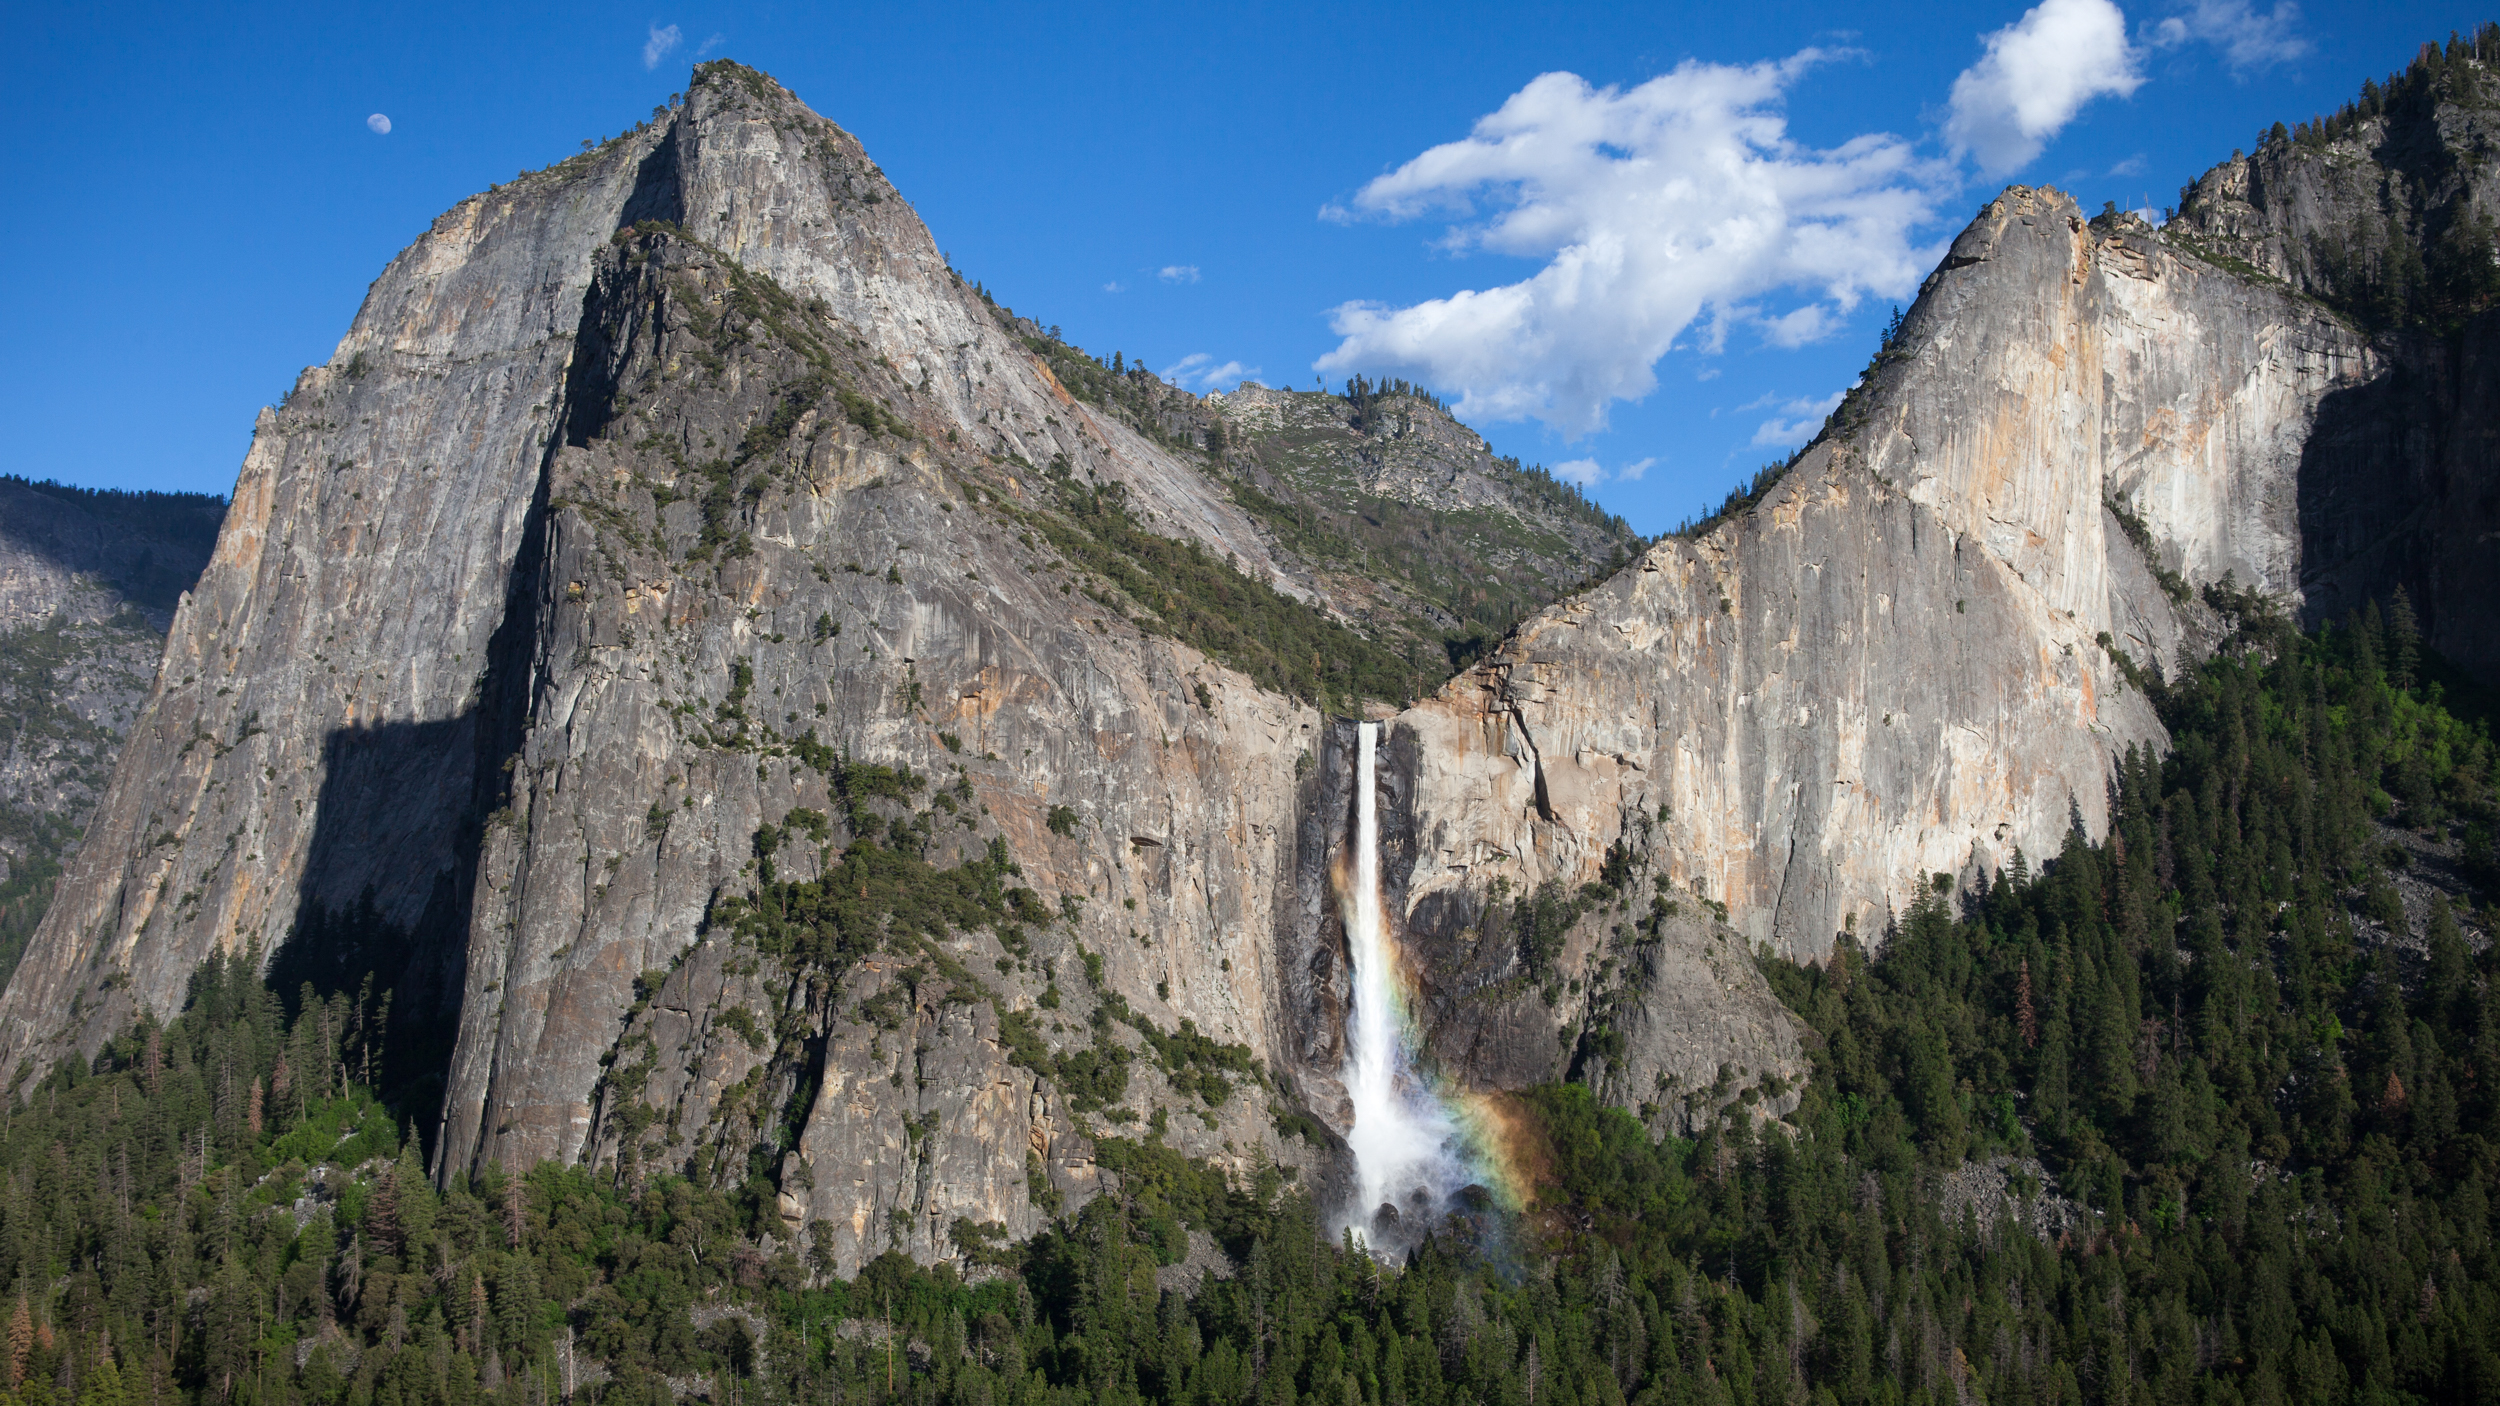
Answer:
1337, 721, 1490, 1252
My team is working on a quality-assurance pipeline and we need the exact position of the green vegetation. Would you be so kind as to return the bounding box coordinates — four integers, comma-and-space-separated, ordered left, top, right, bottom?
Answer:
2275, 24, 2500, 152
1338, 372, 1445, 428
1221, 470, 1629, 673
2104, 494, 2194, 605
997, 320, 1639, 684
0, 846, 61, 1007
1016, 471, 1438, 712
688, 749, 1257, 1182
592, 223, 915, 566
0, 478, 224, 613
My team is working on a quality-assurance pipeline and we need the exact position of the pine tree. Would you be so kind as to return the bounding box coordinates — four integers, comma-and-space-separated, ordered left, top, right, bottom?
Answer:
5, 1294, 27, 1391
367, 1166, 402, 1260
2017, 959, 2040, 1049
505, 1174, 528, 1248
2387, 587, 2421, 690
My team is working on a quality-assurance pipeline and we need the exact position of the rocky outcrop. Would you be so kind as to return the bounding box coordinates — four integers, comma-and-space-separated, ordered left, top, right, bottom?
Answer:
0, 64, 1357, 1274
1277, 718, 1808, 1141
1205, 382, 1638, 654
0, 62, 1653, 1279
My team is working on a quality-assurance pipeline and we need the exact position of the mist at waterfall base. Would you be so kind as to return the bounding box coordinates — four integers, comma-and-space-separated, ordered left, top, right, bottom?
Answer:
1332, 722, 1530, 1257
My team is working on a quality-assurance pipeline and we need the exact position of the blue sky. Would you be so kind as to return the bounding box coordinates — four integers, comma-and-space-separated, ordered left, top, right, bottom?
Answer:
3, 2, 2479, 533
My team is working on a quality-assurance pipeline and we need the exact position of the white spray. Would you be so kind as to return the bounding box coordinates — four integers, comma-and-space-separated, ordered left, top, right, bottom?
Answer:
1338, 721, 1468, 1249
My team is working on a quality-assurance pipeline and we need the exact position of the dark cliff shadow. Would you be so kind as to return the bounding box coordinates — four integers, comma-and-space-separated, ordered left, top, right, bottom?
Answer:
248, 134, 668, 1166
266, 718, 480, 1150
2297, 309, 2500, 686
617, 118, 686, 231
267, 462, 554, 1165
1281, 719, 1357, 1087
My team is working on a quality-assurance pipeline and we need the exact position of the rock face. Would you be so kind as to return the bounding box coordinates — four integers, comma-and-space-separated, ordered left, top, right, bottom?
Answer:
0, 479, 222, 974
0, 65, 1344, 1273
1279, 718, 1808, 1139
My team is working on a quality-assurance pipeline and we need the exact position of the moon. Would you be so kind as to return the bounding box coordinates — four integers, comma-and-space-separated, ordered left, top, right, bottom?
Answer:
367, 113, 392, 135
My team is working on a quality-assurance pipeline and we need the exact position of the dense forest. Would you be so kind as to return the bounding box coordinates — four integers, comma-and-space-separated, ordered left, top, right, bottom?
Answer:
0, 590, 2489, 1405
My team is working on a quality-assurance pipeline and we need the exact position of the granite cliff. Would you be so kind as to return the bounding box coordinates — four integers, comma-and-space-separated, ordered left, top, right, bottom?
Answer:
3, 48, 2493, 1277
1344, 47, 2500, 1060
1354, 189, 2377, 1009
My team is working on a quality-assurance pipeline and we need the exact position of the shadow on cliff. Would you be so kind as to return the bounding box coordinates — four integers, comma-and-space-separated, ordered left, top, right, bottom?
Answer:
264, 720, 480, 1152
265, 462, 554, 1162
2297, 309, 2500, 687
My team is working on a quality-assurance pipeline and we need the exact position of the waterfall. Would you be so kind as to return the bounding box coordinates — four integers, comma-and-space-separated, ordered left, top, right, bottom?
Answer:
1337, 721, 1472, 1251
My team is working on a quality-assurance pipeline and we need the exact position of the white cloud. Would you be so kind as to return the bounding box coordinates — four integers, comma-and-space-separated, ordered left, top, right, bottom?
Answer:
1750, 390, 1846, 447
1758, 304, 1839, 348
1159, 265, 1202, 284
2150, 1, 2310, 74
1555, 455, 1656, 487
366, 113, 392, 136
696, 32, 726, 57
643, 23, 683, 70
1945, 0, 2143, 177
1313, 55, 1948, 436
2108, 153, 2147, 177
1103, 281, 1126, 293
1161, 354, 1257, 391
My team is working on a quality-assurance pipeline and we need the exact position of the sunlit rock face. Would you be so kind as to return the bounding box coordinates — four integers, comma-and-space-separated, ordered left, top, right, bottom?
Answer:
1377, 190, 2373, 983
